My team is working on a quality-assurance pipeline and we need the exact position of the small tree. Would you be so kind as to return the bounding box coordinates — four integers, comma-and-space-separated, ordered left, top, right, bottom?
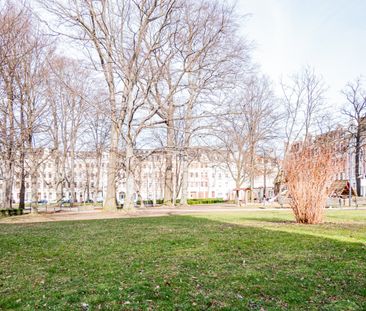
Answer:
284, 138, 342, 224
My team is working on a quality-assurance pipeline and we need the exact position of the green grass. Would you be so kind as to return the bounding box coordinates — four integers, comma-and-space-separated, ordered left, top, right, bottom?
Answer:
0, 210, 365, 310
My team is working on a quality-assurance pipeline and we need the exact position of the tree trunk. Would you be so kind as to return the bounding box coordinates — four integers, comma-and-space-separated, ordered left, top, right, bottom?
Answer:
70, 144, 76, 208
3, 160, 13, 209
19, 99, 26, 210
180, 71, 195, 205
3, 84, 15, 209
54, 153, 63, 204
180, 154, 189, 205
164, 116, 174, 205
103, 122, 119, 211
164, 152, 173, 205
235, 190, 240, 206
31, 169, 39, 214
355, 130, 361, 196
138, 192, 144, 208
152, 157, 156, 206
19, 162, 26, 210
124, 142, 135, 210
250, 144, 255, 203
95, 150, 102, 202
235, 179, 241, 206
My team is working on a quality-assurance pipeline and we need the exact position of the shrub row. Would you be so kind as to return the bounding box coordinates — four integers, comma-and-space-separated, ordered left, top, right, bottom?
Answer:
186, 198, 224, 205
0, 208, 24, 216
136, 198, 224, 205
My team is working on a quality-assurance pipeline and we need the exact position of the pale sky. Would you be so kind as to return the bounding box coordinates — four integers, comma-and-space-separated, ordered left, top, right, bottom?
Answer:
235, 0, 366, 110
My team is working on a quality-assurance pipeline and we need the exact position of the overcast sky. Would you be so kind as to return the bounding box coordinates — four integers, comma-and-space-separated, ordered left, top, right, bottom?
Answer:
234, 0, 366, 110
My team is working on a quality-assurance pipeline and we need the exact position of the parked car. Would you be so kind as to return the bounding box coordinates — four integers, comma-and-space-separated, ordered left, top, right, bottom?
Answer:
82, 199, 94, 203
96, 198, 104, 203
37, 199, 48, 204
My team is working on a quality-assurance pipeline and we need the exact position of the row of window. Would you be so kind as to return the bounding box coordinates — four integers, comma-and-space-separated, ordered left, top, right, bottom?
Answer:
12, 181, 96, 189
189, 172, 229, 179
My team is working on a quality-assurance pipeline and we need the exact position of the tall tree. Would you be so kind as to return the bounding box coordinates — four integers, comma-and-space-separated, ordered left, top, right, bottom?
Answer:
42, 0, 177, 210
281, 66, 326, 153
177, 0, 250, 205
46, 57, 91, 205
342, 78, 366, 196
0, 1, 49, 210
214, 75, 278, 205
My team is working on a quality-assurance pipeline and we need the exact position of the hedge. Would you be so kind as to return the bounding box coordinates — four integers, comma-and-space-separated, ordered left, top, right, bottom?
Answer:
136, 198, 224, 205
186, 198, 224, 205
0, 208, 24, 217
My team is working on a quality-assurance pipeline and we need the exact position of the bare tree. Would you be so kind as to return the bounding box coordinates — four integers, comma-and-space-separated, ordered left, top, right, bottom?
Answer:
213, 75, 278, 205
177, 0, 250, 206
277, 66, 327, 197
83, 94, 111, 202
41, 0, 177, 210
46, 56, 90, 206
0, 1, 29, 209
0, 1, 49, 210
281, 66, 326, 153
342, 78, 366, 196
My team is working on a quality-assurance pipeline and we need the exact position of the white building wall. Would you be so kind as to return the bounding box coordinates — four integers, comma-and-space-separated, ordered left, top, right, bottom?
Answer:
0, 149, 279, 204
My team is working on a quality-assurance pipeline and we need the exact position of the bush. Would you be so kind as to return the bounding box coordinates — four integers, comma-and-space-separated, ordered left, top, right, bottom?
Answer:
0, 208, 24, 217
187, 198, 224, 205
284, 140, 342, 224
135, 198, 224, 206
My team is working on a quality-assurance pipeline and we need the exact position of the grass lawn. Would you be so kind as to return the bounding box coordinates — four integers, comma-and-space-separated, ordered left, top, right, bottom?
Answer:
0, 210, 365, 310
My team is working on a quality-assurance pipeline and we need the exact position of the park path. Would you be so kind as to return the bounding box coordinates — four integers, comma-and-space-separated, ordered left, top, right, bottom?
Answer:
0, 205, 289, 224
1, 205, 362, 224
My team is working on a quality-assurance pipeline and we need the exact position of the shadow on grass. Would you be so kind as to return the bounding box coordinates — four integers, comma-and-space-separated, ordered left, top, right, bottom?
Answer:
0, 215, 365, 310
234, 216, 296, 224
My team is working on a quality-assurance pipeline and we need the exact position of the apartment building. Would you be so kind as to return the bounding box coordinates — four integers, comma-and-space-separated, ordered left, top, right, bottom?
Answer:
0, 148, 278, 204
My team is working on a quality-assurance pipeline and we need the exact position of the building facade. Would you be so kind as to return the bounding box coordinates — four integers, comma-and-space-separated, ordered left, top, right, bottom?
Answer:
0, 148, 279, 205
